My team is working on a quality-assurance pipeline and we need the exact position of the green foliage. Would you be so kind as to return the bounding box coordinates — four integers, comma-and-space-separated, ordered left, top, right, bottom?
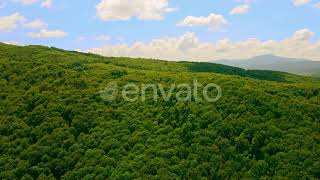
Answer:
0, 43, 320, 179
184, 62, 289, 82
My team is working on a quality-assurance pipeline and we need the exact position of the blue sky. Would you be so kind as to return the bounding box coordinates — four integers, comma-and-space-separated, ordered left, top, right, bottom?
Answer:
1, 0, 320, 61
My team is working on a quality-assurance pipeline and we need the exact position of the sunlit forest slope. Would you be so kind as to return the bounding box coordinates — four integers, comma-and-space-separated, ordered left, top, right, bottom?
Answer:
0, 43, 319, 179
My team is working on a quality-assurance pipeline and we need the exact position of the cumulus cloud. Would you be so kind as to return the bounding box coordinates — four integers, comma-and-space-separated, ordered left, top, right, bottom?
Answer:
23, 20, 48, 28
96, 0, 176, 21
0, 13, 26, 32
87, 29, 320, 61
291, 28, 314, 41
2, 40, 20, 45
235, 0, 255, 3
41, 0, 53, 8
230, 4, 250, 15
177, 13, 228, 31
293, 0, 311, 6
74, 49, 83, 52
11, 0, 39, 5
27, 29, 67, 38
12, 0, 53, 8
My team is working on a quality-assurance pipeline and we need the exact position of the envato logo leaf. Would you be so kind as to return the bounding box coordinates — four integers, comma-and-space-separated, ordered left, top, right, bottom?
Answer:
99, 81, 119, 102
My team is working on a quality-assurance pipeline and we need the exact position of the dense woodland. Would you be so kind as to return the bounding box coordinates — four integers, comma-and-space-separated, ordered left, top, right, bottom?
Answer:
0, 43, 320, 179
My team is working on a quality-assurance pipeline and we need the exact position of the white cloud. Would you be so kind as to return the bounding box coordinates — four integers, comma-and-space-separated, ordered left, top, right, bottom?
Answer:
177, 13, 228, 31
293, 0, 311, 6
12, 0, 53, 8
11, 0, 39, 5
0, 13, 26, 32
235, 0, 255, 3
2, 40, 20, 45
75, 48, 83, 52
313, 2, 320, 8
23, 20, 48, 28
291, 28, 314, 41
230, 4, 250, 15
95, 35, 111, 41
41, 0, 53, 8
27, 29, 67, 38
96, 0, 176, 21
87, 29, 320, 61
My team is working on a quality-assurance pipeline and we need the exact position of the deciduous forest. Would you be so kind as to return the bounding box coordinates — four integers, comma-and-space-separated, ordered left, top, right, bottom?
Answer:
0, 43, 319, 179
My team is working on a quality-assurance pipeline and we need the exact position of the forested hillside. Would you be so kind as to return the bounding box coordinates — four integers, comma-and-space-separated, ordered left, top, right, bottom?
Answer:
0, 43, 320, 179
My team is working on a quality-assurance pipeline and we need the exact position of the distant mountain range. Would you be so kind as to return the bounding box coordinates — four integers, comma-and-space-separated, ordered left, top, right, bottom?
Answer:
213, 55, 320, 76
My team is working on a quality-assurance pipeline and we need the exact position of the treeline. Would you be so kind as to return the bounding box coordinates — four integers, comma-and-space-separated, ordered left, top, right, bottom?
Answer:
184, 62, 290, 82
